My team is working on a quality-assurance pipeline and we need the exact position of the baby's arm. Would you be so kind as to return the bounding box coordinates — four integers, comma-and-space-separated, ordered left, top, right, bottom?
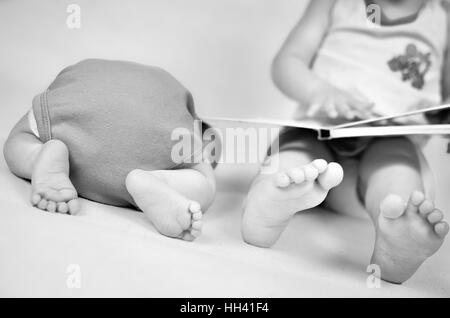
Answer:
272, 0, 373, 120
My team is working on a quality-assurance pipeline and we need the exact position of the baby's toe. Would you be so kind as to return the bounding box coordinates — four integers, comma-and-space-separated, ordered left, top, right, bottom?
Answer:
189, 202, 201, 214
312, 159, 328, 174
274, 173, 291, 188
67, 199, 80, 215
37, 198, 48, 210
190, 229, 202, 238
192, 211, 202, 221
287, 168, 305, 184
427, 210, 444, 224
192, 220, 202, 231
419, 200, 434, 215
46, 201, 57, 213
303, 164, 319, 182
380, 194, 406, 219
31, 193, 42, 206
317, 162, 344, 191
434, 222, 449, 238
181, 232, 196, 242
57, 202, 69, 214
410, 191, 425, 206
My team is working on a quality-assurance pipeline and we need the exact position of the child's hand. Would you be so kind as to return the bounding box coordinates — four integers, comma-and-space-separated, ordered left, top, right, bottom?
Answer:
306, 84, 375, 120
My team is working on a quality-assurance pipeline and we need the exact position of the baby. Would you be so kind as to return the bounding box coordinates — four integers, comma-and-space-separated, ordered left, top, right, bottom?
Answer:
242, 0, 450, 283
3, 59, 217, 241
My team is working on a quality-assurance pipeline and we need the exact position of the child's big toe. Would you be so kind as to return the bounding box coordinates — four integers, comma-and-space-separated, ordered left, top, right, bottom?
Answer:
434, 222, 449, 238
181, 232, 196, 241
191, 229, 201, 238
380, 194, 406, 219
317, 162, 344, 190
192, 220, 202, 231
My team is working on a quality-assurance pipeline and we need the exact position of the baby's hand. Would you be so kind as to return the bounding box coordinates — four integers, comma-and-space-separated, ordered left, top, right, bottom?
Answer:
306, 84, 375, 120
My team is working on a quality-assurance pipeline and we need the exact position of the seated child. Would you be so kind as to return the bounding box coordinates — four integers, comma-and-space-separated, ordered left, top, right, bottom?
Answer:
242, 0, 449, 283
3, 59, 217, 241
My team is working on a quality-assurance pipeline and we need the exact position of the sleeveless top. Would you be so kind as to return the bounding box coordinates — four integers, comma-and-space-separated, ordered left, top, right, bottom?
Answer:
310, 0, 448, 124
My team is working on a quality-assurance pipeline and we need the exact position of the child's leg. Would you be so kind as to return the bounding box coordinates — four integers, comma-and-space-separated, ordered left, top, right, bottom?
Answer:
125, 162, 215, 241
242, 133, 344, 248
3, 114, 79, 214
359, 138, 449, 284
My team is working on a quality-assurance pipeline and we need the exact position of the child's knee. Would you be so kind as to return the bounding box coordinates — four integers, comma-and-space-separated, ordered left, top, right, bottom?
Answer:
364, 138, 419, 165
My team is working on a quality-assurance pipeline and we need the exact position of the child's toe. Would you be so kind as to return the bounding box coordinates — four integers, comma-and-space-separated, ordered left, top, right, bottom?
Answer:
380, 194, 406, 219
410, 191, 425, 206
192, 220, 202, 231
190, 229, 201, 238
287, 168, 305, 184
274, 173, 291, 188
31, 194, 41, 206
428, 210, 444, 224
181, 232, 195, 241
303, 164, 319, 182
192, 211, 202, 221
434, 222, 449, 238
57, 202, 69, 214
46, 201, 57, 213
312, 159, 328, 174
67, 199, 80, 215
317, 162, 344, 191
419, 200, 434, 215
37, 199, 48, 210
189, 202, 201, 214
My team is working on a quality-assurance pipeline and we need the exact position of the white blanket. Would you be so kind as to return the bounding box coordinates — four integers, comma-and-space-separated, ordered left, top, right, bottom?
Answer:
0, 152, 449, 297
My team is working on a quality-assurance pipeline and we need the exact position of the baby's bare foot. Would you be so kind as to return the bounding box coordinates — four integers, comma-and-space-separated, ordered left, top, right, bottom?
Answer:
31, 140, 79, 215
242, 160, 344, 247
126, 169, 203, 241
372, 191, 449, 284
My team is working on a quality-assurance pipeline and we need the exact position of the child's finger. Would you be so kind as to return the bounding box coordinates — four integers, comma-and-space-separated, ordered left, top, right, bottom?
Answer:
335, 102, 355, 120
348, 99, 375, 119
306, 102, 322, 117
325, 102, 338, 118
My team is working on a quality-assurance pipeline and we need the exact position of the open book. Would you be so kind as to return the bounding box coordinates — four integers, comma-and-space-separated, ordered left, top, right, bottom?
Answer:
205, 104, 450, 141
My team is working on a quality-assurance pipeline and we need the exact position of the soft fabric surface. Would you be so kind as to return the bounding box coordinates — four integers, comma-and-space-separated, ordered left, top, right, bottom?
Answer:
0, 146, 449, 297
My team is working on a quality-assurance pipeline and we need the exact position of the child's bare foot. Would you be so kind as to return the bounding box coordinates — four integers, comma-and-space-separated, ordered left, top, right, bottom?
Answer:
126, 169, 203, 241
31, 140, 79, 215
372, 191, 449, 283
242, 160, 344, 247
